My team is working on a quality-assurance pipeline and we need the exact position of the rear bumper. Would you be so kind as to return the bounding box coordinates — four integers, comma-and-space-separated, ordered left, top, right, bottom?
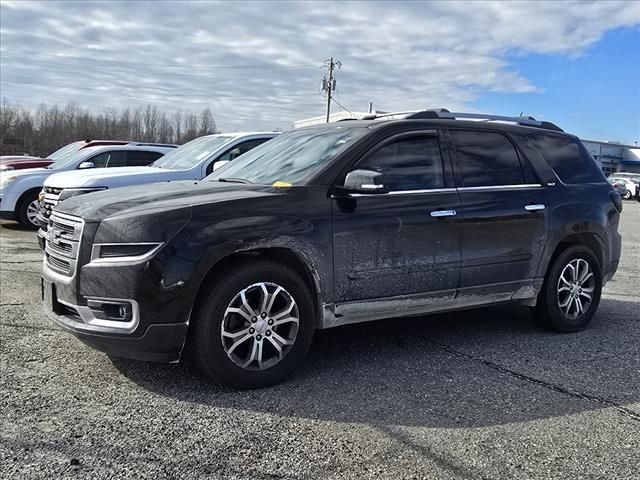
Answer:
604, 230, 622, 284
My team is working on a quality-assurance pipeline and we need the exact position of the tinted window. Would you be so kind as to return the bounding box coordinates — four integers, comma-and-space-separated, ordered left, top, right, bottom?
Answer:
105, 151, 128, 167
127, 151, 164, 167
450, 130, 526, 187
529, 135, 605, 184
357, 136, 444, 191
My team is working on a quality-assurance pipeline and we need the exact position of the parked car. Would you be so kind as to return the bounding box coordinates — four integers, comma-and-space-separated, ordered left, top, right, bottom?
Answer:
0, 156, 48, 171
37, 132, 278, 232
608, 179, 630, 200
607, 173, 640, 199
41, 109, 622, 388
0, 140, 140, 171
1, 143, 176, 228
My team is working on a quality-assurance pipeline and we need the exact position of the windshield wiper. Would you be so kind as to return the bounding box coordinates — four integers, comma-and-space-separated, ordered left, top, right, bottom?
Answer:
216, 177, 252, 184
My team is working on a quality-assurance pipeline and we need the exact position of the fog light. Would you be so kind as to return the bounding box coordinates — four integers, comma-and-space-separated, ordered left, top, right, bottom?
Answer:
87, 299, 133, 323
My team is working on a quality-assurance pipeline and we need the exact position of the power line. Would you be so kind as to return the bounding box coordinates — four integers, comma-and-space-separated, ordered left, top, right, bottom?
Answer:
331, 97, 353, 115
0, 51, 319, 70
0, 79, 315, 100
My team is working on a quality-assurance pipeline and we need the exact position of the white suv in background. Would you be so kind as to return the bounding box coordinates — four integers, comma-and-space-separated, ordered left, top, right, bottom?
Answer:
37, 132, 278, 239
0, 143, 175, 228
607, 173, 640, 199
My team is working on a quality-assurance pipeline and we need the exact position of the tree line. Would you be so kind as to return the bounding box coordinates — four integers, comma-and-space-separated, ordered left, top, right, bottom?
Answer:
0, 99, 218, 157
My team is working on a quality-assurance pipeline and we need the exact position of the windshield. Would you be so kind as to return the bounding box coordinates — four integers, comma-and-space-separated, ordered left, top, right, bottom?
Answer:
152, 135, 232, 170
207, 126, 368, 185
47, 142, 83, 161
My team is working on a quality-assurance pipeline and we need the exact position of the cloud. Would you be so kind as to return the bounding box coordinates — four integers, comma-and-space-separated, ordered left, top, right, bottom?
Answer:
1, 0, 639, 131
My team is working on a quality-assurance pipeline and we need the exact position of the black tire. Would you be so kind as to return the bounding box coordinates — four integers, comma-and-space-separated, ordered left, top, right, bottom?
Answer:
533, 245, 602, 332
189, 259, 315, 388
623, 191, 632, 200
16, 190, 40, 229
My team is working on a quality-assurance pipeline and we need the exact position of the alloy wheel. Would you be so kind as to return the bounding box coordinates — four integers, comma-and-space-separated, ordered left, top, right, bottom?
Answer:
557, 258, 595, 320
26, 200, 40, 227
221, 282, 299, 371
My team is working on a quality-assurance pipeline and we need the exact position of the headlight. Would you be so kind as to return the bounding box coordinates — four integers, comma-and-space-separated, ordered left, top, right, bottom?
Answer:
58, 187, 107, 201
0, 175, 18, 188
91, 243, 163, 263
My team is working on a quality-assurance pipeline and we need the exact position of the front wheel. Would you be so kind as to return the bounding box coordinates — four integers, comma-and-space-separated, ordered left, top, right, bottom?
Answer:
623, 191, 632, 200
16, 191, 40, 229
533, 245, 602, 332
189, 259, 315, 388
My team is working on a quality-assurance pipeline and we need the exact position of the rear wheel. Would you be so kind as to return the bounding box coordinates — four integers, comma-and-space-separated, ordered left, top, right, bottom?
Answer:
189, 259, 315, 388
533, 245, 602, 332
623, 190, 632, 200
16, 191, 40, 229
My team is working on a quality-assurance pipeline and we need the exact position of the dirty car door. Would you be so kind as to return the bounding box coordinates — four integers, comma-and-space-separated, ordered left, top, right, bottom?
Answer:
448, 128, 548, 299
332, 131, 461, 303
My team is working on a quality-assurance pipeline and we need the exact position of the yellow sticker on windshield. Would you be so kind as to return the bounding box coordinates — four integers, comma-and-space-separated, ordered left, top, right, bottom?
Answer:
272, 181, 292, 188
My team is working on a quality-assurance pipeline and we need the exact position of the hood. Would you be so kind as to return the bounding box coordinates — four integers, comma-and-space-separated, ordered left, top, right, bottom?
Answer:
56, 180, 283, 222
0, 167, 49, 178
43, 166, 171, 188
0, 156, 44, 163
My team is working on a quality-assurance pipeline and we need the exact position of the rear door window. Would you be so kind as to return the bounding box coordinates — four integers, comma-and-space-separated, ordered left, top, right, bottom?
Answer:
449, 130, 527, 187
529, 134, 605, 184
356, 135, 445, 191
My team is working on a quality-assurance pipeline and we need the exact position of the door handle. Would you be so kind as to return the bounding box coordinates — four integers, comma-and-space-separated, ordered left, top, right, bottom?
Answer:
430, 209, 457, 218
525, 204, 545, 212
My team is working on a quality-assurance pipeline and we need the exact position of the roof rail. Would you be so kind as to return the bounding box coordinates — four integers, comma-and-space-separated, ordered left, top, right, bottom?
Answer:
405, 109, 564, 132
128, 142, 179, 148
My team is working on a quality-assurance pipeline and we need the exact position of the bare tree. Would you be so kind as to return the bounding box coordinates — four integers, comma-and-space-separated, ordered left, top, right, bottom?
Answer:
0, 99, 219, 156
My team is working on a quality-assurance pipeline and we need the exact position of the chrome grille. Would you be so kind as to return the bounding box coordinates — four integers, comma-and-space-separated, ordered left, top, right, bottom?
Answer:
45, 212, 84, 278
41, 187, 62, 220
46, 253, 71, 274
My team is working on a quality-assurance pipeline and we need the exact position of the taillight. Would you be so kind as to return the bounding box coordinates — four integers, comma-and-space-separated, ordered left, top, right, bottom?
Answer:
610, 191, 623, 213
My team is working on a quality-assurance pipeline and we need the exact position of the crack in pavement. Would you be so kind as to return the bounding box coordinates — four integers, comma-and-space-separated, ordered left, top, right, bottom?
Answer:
427, 339, 640, 423
0, 322, 59, 332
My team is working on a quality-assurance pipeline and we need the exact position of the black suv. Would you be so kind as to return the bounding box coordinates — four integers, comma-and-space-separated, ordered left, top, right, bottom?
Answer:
41, 110, 622, 388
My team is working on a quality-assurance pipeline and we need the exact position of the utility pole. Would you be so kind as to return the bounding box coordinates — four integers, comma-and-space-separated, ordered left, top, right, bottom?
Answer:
322, 57, 341, 123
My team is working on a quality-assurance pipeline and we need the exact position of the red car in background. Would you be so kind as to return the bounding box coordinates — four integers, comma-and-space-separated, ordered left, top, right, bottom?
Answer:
0, 140, 135, 171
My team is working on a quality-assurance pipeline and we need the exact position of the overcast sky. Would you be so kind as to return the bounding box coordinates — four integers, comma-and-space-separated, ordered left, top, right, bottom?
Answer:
1, 0, 639, 142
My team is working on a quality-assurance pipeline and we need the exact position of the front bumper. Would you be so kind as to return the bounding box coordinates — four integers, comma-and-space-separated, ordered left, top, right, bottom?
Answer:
42, 275, 187, 363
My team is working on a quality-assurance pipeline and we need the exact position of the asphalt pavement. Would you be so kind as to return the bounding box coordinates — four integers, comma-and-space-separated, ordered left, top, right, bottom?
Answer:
1, 202, 639, 479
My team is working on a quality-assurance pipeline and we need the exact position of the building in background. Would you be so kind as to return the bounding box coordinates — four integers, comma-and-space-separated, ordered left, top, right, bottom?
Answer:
582, 140, 640, 175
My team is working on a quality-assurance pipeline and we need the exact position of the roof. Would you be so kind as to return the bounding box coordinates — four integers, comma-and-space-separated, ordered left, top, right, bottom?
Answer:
294, 109, 569, 136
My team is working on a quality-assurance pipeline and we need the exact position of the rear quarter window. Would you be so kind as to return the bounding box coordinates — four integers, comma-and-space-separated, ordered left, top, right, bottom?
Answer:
528, 134, 606, 184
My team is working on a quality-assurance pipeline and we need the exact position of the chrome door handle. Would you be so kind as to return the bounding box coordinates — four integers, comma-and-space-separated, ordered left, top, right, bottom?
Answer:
430, 209, 457, 217
525, 204, 545, 211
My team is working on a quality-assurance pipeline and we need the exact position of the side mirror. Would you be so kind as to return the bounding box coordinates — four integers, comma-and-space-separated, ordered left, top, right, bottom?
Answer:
78, 161, 94, 169
343, 169, 388, 194
213, 160, 230, 171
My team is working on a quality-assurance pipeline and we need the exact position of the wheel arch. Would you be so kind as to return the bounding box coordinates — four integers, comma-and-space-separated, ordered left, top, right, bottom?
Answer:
15, 186, 42, 215
191, 247, 323, 327
544, 232, 605, 277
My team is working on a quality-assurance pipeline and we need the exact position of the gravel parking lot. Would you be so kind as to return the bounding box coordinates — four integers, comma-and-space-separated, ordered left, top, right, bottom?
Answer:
1, 202, 639, 480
